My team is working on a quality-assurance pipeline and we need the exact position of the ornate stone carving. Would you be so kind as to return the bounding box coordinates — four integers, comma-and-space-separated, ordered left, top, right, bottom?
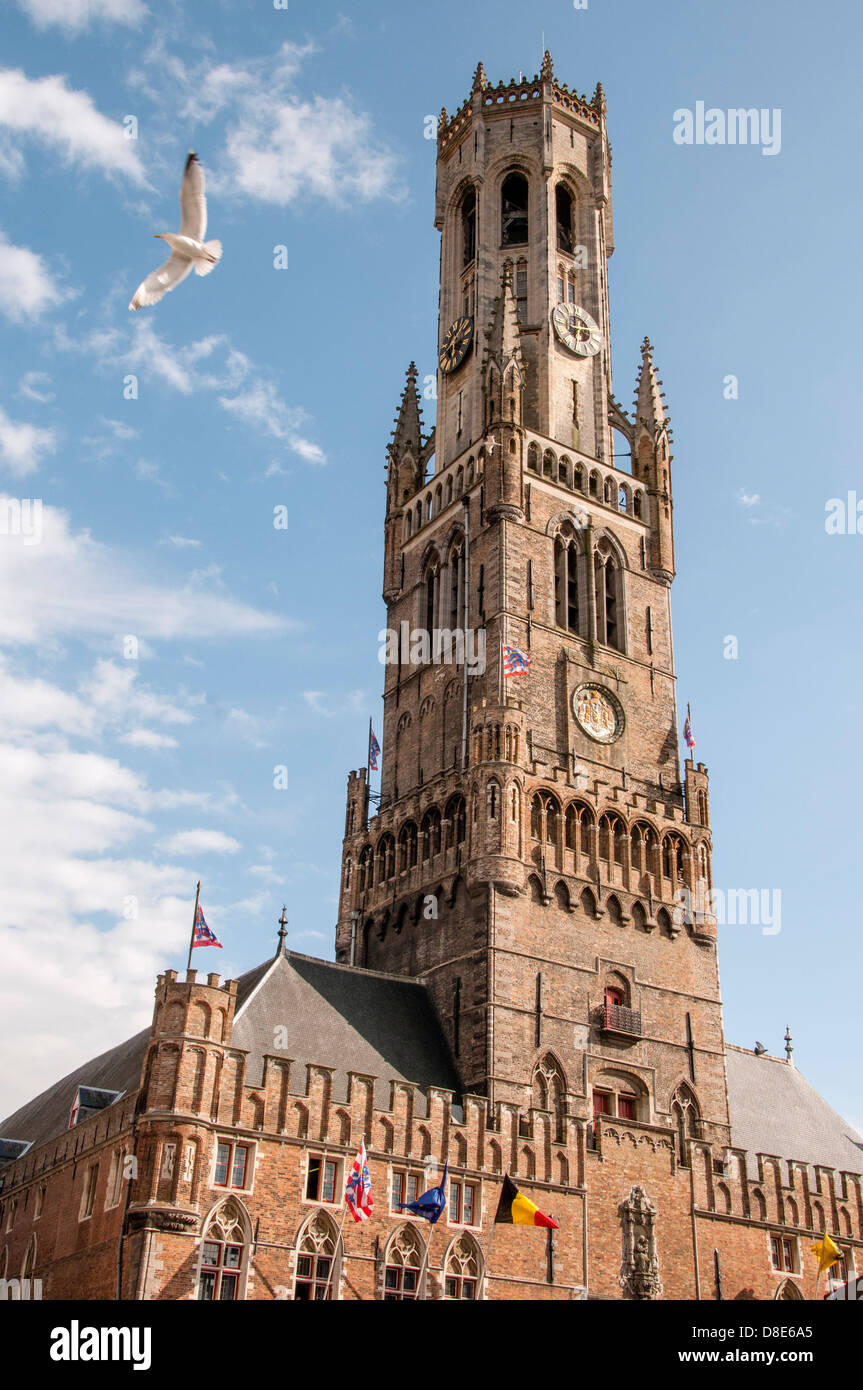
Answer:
619, 1185, 662, 1300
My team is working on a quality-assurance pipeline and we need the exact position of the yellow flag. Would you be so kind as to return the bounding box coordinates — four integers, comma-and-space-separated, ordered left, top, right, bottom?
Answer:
812, 1233, 842, 1274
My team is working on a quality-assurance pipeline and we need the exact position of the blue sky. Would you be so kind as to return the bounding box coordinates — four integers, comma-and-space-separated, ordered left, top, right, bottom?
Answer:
1, 0, 861, 1134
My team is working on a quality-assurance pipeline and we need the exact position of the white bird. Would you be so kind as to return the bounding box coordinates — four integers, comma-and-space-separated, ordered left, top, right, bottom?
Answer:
129, 152, 222, 311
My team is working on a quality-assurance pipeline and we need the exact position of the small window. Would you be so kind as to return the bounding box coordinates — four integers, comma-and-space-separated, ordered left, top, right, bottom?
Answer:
770, 1235, 797, 1273
391, 1170, 422, 1212
306, 1155, 341, 1204
449, 1179, 479, 1226
461, 189, 477, 267
214, 1141, 251, 1191
592, 1091, 612, 1117
80, 1165, 99, 1221
34, 1185, 45, 1221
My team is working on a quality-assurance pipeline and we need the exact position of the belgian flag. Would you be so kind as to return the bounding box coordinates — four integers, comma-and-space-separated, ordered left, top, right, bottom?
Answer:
494, 1174, 559, 1229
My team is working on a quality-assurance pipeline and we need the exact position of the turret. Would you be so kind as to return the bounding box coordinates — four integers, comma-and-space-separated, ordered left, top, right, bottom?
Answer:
633, 337, 675, 583
383, 363, 424, 602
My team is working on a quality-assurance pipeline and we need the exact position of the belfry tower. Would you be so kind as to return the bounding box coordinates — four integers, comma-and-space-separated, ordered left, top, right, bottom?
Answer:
337, 56, 729, 1153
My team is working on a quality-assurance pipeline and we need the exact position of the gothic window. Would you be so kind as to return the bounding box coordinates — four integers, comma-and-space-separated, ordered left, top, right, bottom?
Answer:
105, 1147, 125, 1209
559, 455, 570, 486
542, 448, 555, 478
295, 1211, 340, 1300
531, 792, 560, 844
573, 465, 583, 491
358, 845, 373, 893
197, 1200, 249, 1301
414, 501, 422, 533
449, 544, 464, 629
589, 470, 599, 497
376, 834, 395, 882
445, 795, 466, 847
532, 1055, 567, 1142
599, 813, 625, 866
445, 477, 453, 507
661, 833, 685, 882
670, 1084, 701, 1167
444, 1234, 481, 1299
80, 1165, 99, 1220
461, 188, 477, 267
487, 780, 499, 821
501, 172, 529, 247
604, 477, 615, 504
556, 184, 574, 254
527, 442, 540, 473
554, 526, 581, 634
398, 821, 418, 872
630, 822, 659, 876
384, 1225, 424, 1300
421, 808, 441, 861
697, 790, 708, 825
634, 490, 643, 519
594, 541, 624, 651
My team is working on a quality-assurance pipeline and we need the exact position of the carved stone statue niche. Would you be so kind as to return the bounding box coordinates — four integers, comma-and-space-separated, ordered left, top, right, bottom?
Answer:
619, 1185, 662, 1300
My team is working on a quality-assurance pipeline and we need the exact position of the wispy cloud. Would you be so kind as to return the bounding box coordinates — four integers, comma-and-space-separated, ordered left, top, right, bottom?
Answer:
220, 380, 325, 464
160, 828, 241, 856
0, 404, 56, 475
0, 68, 146, 183
0, 231, 68, 321
17, 0, 147, 32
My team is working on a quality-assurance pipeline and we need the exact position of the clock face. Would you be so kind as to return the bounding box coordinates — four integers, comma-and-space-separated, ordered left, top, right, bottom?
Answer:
551, 303, 602, 357
439, 316, 474, 374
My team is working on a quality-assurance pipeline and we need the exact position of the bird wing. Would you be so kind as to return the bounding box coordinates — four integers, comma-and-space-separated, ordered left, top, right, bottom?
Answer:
179, 152, 207, 241
129, 252, 194, 310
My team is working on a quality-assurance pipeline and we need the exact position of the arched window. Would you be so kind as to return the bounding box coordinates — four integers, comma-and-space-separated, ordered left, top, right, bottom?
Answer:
376, 834, 395, 883
634, 491, 643, 519
421, 808, 441, 861
295, 1211, 341, 1301
197, 1199, 250, 1301
599, 812, 625, 866
530, 792, 559, 845
556, 184, 574, 254
384, 1224, 424, 1300
670, 1084, 701, 1167
592, 1070, 643, 1124
21, 1234, 37, 1293
444, 1233, 482, 1300
594, 541, 623, 651
662, 833, 685, 882
449, 544, 464, 630
532, 1055, 567, 1142
527, 442, 540, 473
501, 172, 529, 247
445, 795, 466, 847
461, 188, 476, 267
542, 448, 555, 478
424, 555, 440, 635
398, 822, 418, 872
554, 524, 581, 634
358, 845, 373, 893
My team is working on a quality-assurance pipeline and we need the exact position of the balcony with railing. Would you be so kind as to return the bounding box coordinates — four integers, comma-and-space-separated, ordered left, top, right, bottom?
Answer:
598, 1003, 642, 1039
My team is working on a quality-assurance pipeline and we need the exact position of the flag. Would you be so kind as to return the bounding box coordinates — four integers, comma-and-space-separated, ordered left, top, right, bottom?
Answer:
399, 1163, 448, 1224
494, 1174, 558, 1229
345, 1140, 374, 1223
812, 1233, 842, 1275
368, 725, 381, 772
192, 903, 222, 950
683, 713, 695, 749
68, 1089, 80, 1129
503, 644, 530, 678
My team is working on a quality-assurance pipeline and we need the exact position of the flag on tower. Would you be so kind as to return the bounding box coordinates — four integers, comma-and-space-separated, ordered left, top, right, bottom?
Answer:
192, 902, 222, 949
345, 1140, 374, 1222
494, 1174, 559, 1229
503, 644, 530, 678
368, 723, 381, 772
398, 1163, 448, 1224
683, 705, 695, 749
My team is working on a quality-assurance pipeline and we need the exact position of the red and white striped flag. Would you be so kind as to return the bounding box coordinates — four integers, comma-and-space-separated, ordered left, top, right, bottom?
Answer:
345, 1140, 374, 1223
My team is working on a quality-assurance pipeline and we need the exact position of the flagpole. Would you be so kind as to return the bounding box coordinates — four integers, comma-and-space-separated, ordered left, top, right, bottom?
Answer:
325, 1203, 350, 1301
186, 880, 201, 973
482, 1218, 499, 1300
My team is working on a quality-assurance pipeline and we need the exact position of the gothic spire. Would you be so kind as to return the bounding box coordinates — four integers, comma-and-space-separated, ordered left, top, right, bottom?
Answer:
472, 61, 487, 93
390, 361, 422, 457
633, 336, 668, 439
541, 50, 554, 82
486, 265, 524, 372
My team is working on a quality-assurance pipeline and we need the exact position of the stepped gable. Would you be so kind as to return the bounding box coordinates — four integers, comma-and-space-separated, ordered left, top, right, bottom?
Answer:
232, 949, 462, 1115
726, 1044, 863, 1177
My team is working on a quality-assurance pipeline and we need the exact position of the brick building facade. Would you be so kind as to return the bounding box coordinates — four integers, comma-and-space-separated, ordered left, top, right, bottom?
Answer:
1, 55, 860, 1302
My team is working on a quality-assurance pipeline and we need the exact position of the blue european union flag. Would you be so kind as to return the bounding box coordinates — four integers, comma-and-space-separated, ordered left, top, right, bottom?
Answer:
399, 1163, 448, 1224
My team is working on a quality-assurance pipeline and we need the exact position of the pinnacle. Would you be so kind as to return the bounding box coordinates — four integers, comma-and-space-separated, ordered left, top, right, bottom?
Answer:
634, 337, 667, 431
472, 61, 487, 93
486, 264, 523, 368
541, 50, 554, 82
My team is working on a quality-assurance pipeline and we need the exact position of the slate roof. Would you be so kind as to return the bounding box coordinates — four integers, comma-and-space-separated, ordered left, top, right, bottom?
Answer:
0, 951, 462, 1150
726, 1045, 863, 1177
232, 950, 462, 1115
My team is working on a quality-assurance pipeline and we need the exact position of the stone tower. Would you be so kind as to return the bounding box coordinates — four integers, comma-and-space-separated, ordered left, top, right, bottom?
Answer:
337, 56, 730, 1154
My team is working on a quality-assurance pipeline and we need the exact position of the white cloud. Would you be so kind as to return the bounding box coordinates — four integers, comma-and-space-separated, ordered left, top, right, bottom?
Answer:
160, 535, 202, 549
120, 728, 179, 750
0, 68, 146, 183
0, 231, 67, 321
18, 0, 147, 32
0, 496, 289, 644
737, 490, 761, 508
219, 380, 325, 464
18, 371, 53, 403
161, 828, 241, 856
303, 689, 365, 718
0, 405, 56, 475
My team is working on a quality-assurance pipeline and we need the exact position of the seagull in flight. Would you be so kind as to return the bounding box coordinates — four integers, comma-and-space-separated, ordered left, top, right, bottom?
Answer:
129, 152, 222, 311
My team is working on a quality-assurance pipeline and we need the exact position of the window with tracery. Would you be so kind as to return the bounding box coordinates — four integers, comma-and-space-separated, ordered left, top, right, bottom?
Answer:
198, 1201, 248, 1301
444, 1234, 481, 1300
384, 1225, 423, 1300
295, 1212, 339, 1301
501, 172, 529, 247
